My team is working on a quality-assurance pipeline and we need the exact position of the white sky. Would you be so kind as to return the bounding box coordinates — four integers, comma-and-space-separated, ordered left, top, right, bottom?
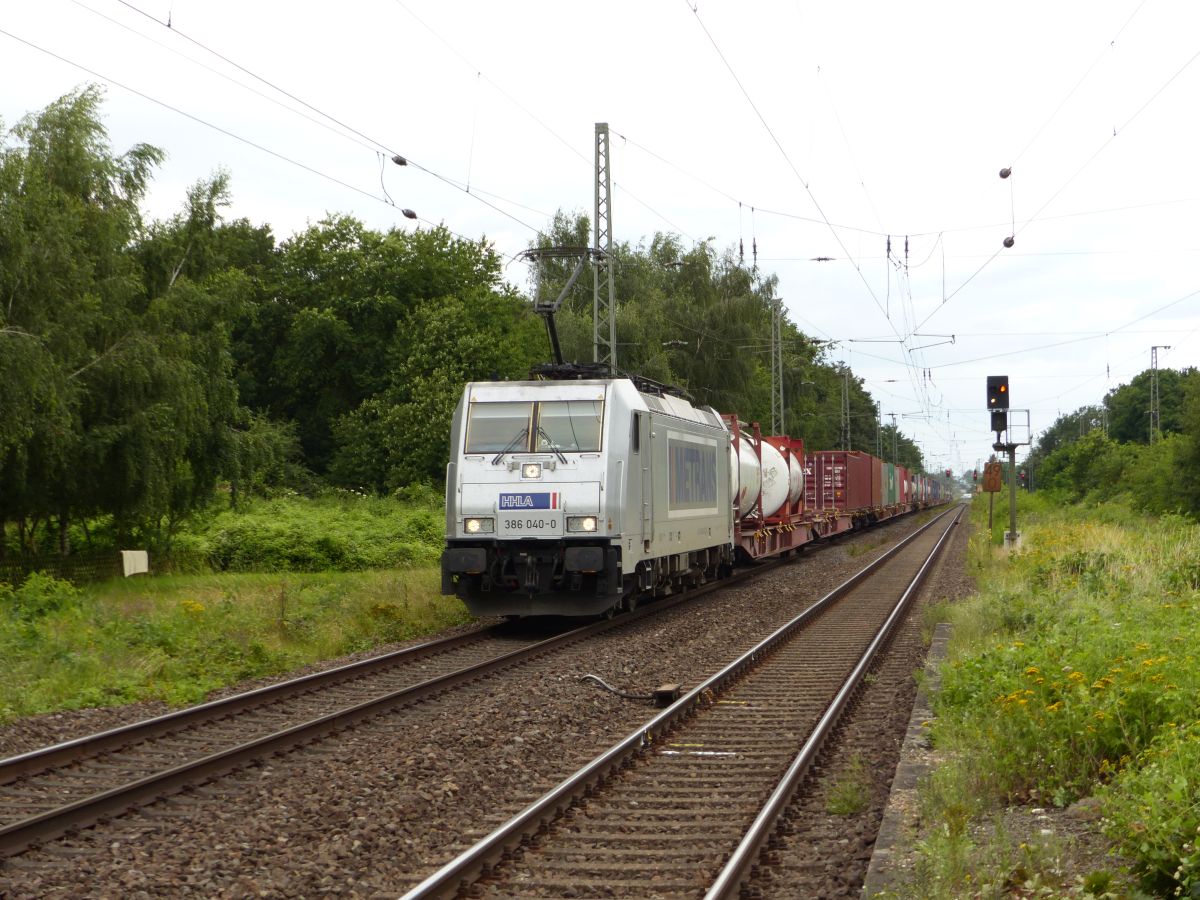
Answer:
4, 0, 1200, 474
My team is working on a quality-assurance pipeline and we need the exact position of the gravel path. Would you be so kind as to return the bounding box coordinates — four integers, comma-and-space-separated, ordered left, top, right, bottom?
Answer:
0, 510, 962, 898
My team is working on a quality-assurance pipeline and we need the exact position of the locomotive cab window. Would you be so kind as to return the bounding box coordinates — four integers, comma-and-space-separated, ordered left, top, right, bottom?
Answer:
465, 399, 604, 454
536, 400, 604, 452
465, 401, 533, 453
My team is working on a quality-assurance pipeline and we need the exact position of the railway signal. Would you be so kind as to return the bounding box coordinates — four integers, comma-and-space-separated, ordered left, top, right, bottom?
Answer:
987, 375, 1009, 433
986, 375, 1009, 409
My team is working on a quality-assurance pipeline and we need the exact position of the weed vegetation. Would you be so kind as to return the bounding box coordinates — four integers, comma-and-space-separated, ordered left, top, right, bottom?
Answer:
0, 486, 471, 725
904, 492, 1200, 898
826, 752, 874, 816
163, 485, 445, 574
0, 568, 469, 725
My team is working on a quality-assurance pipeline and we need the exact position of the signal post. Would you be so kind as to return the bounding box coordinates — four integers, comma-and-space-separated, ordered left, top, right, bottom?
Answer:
986, 375, 1027, 547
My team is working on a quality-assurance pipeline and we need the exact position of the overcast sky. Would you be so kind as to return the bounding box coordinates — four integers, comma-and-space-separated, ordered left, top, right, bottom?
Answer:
5, 1, 1199, 474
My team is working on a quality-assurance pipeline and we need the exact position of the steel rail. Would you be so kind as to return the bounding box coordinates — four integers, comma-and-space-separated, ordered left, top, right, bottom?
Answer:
400, 505, 959, 899
705, 502, 965, 899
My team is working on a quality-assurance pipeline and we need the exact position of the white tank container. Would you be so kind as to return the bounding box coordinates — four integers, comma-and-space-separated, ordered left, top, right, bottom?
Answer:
788, 452, 804, 504
758, 441, 789, 517
732, 435, 796, 518
735, 440, 760, 513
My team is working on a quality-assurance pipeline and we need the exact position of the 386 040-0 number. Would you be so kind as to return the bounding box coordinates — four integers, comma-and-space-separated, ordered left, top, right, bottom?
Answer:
503, 517, 558, 531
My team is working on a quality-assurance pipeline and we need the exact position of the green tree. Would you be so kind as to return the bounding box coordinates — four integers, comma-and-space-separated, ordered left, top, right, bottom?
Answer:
329, 285, 543, 490
1105, 368, 1191, 444
1036, 430, 1133, 503
237, 216, 521, 475
1, 88, 250, 551
0, 87, 162, 550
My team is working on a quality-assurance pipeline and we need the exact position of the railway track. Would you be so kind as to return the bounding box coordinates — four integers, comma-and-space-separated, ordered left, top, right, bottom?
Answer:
403, 504, 963, 898
0, 620, 606, 857
0, 532, 823, 860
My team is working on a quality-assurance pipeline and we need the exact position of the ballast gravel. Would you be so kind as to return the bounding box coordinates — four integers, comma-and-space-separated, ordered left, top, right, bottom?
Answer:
0, 510, 969, 898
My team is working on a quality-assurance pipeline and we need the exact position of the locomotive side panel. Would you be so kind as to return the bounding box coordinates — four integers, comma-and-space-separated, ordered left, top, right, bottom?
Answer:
632, 406, 734, 592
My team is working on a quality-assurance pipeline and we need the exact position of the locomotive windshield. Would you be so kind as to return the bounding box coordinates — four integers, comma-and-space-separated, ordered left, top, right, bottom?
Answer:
464, 401, 533, 453
464, 399, 604, 454
536, 400, 603, 452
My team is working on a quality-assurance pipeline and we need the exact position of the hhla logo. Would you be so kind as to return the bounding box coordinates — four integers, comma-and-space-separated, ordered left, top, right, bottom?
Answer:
499, 493, 560, 510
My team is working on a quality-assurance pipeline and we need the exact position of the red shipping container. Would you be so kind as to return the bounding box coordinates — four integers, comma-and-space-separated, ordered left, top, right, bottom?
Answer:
805, 450, 875, 512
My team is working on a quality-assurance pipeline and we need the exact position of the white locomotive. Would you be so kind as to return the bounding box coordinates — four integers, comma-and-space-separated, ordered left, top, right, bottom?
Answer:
442, 375, 737, 617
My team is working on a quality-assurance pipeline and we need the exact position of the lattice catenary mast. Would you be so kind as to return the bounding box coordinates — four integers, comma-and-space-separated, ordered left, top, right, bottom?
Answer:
593, 123, 616, 370
1150, 345, 1170, 443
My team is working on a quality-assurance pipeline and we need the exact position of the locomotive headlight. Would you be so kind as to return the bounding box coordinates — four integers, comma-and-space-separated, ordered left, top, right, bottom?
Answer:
464, 517, 494, 534
521, 463, 542, 479
567, 515, 598, 533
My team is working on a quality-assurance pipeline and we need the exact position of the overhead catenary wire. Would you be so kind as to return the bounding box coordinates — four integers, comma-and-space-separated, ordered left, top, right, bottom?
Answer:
926, 285, 1200, 371
0, 26, 513, 260
679, 0, 942, 437
69, 0, 383, 157
381, 1, 705, 250
15, 5, 1194, 467
1, 27, 395, 210
916, 32, 1200, 334
1008, 0, 1148, 169
681, 0, 897, 334
110, 0, 542, 234
615, 127, 1200, 241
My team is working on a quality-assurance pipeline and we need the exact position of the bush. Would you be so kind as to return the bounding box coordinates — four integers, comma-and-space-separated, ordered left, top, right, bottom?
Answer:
183, 491, 443, 573
918, 498, 1200, 894
1102, 721, 1200, 896
0, 572, 82, 620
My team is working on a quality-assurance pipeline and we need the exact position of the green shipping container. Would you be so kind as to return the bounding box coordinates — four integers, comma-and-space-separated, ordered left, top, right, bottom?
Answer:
885, 463, 897, 506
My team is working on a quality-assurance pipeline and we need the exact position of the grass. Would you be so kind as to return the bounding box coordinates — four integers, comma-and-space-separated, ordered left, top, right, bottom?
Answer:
0, 488, 464, 725
895, 492, 1200, 898
0, 567, 471, 724
826, 752, 874, 816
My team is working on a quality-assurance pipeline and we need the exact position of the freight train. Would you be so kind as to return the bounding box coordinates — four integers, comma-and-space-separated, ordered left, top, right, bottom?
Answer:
441, 372, 947, 618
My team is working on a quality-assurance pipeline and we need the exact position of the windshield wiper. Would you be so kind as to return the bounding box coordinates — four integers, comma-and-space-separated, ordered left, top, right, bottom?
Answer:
491, 427, 529, 465
537, 427, 568, 464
